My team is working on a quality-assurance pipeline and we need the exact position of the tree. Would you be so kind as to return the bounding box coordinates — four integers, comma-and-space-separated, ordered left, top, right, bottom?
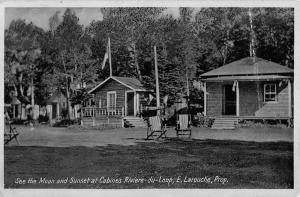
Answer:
194, 8, 250, 73
5, 19, 44, 107
41, 8, 97, 119
254, 8, 294, 68
5, 7, 294, 112
89, 8, 165, 81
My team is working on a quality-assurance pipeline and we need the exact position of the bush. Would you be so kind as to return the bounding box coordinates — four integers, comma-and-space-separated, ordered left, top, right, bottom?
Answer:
53, 119, 79, 127
194, 115, 214, 128
38, 115, 49, 123
238, 119, 291, 128
60, 109, 68, 119
11, 119, 27, 125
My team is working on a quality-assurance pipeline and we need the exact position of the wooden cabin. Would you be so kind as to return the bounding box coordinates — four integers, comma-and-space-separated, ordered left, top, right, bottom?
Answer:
82, 76, 149, 127
200, 57, 293, 128
46, 90, 68, 121
46, 90, 80, 122
10, 96, 22, 119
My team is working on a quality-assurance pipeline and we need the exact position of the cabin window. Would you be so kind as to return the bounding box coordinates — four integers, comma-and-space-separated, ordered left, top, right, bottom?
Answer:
264, 83, 277, 102
107, 91, 117, 110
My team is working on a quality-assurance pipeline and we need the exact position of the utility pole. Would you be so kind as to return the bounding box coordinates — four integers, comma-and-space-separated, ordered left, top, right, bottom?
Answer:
154, 45, 160, 115
186, 71, 190, 113
30, 68, 35, 120
31, 76, 34, 106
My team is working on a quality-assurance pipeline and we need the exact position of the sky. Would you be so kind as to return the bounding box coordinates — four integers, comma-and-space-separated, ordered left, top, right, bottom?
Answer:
5, 7, 180, 30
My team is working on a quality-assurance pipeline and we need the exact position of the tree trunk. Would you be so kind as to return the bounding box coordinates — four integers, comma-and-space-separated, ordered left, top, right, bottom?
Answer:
31, 76, 36, 120
133, 43, 143, 82
65, 85, 73, 120
61, 54, 73, 120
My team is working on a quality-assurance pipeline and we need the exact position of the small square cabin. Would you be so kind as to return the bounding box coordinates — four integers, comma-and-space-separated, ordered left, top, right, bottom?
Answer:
46, 90, 81, 121
46, 90, 68, 120
87, 76, 148, 117
200, 57, 293, 120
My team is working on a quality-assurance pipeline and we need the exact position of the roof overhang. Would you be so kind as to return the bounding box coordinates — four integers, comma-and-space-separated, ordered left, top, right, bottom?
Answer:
201, 75, 292, 82
88, 76, 146, 94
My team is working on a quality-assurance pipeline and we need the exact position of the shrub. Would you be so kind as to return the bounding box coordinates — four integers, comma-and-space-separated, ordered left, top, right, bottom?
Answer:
60, 109, 68, 119
53, 119, 79, 127
194, 115, 214, 128
38, 115, 49, 123
238, 119, 291, 128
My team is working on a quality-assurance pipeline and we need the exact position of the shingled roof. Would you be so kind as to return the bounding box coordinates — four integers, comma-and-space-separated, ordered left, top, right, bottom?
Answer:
47, 90, 67, 103
113, 76, 145, 90
201, 57, 293, 77
89, 76, 146, 94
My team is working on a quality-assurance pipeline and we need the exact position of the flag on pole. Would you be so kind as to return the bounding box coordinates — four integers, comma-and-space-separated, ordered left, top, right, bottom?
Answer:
163, 95, 168, 105
148, 94, 154, 105
101, 38, 112, 76
193, 80, 201, 90
232, 80, 237, 92
101, 50, 108, 69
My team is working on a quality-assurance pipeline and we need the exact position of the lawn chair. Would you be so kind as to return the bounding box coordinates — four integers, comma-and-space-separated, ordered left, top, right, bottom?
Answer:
176, 114, 192, 138
4, 115, 20, 145
146, 116, 167, 140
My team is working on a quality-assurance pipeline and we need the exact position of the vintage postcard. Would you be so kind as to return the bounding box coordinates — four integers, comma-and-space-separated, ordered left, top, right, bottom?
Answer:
0, 0, 299, 196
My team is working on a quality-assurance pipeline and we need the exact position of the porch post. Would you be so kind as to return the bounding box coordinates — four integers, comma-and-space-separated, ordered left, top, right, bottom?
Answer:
288, 79, 292, 117
204, 82, 207, 116
136, 93, 140, 116
124, 91, 127, 117
134, 91, 137, 116
236, 80, 240, 117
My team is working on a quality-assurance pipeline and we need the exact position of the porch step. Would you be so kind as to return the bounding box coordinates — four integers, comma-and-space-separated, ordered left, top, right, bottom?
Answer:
211, 118, 238, 129
123, 117, 147, 128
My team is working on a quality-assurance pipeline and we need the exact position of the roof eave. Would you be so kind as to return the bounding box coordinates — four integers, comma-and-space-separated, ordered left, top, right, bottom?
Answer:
88, 77, 112, 94
88, 76, 147, 94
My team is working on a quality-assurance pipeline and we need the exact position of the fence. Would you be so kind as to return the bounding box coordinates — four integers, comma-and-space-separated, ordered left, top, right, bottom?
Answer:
82, 107, 125, 117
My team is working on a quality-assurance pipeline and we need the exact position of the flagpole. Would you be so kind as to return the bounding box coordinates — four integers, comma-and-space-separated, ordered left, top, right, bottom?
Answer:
108, 37, 112, 76
154, 45, 160, 115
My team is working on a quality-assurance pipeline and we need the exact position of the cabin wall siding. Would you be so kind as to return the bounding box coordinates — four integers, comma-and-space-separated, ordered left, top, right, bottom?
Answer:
93, 79, 131, 108
206, 80, 291, 117
252, 82, 290, 117
239, 81, 261, 116
239, 81, 289, 117
206, 82, 223, 116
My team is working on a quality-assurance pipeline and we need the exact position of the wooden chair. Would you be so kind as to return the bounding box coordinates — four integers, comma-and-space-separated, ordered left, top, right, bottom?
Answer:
176, 114, 192, 138
4, 116, 20, 145
146, 116, 167, 140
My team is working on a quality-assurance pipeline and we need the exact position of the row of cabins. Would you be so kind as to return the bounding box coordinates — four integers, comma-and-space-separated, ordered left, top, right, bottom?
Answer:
5, 57, 294, 128
81, 57, 293, 128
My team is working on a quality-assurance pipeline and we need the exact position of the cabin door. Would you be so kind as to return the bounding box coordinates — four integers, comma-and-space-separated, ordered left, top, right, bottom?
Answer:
223, 85, 236, 115
52, 103, 57, 118
126, 92, 135, 116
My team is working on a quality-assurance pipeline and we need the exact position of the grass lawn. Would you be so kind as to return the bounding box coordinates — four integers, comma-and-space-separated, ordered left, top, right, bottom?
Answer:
4, 138, 293, 189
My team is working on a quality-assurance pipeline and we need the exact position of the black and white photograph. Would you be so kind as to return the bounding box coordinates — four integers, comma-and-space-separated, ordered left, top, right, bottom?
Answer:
1, 1, 299, 196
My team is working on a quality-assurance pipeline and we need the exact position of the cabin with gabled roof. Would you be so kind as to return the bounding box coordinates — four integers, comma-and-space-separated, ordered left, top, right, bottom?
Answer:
200, 57, 293, 128
81, 76, 149, 127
